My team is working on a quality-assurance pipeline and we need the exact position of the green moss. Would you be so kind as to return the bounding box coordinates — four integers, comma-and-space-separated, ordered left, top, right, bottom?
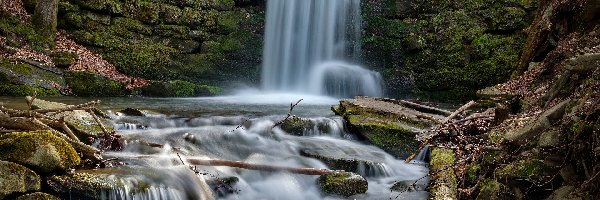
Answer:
139, 80, 200, 97
318, 172, 368, 197
466, 163, 481, 183
476, 179, 512, 200
0, 84, 61, 96
429, 148, 458, 199
16, 192, 61, 200
482, 149, 505, 166
217, 11, 242, 33
65, 71, 127, 97
194, 84, 221, 96
0, 131, 80, 173
0, 161, 41, 199
487, 130, 505, 144
52, 52, 78, 68
496, 159, 547, 181
0, 12, 49, 51
280, 116, 315, 136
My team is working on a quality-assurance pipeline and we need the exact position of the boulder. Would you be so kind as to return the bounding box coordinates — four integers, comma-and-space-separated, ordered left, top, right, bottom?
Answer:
15, 192, 61, 200
0, 131, 80, 173
476, 179, 513, 200
119, 108, 146, 116
64, 71, 127, 97
537, 130, 561, 147
47, 172, 116, 200
0, 161, 41, 199
318, 172, 368, 197
32, 98, 112, 138
280, 116, 315, 136
505, 99, 571, 144
545, 185, 582, 200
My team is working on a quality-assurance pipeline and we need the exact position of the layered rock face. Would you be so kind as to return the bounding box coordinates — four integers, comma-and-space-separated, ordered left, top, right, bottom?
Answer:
362, 0, 537, 100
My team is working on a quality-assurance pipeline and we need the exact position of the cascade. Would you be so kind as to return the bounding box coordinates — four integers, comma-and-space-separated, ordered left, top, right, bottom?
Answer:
261, 0, 383, 97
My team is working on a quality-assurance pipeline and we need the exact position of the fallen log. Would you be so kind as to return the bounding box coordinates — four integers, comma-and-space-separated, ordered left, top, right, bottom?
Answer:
130, 155, 337, 176
373, 97, 453, 116
442, 100, 476, 124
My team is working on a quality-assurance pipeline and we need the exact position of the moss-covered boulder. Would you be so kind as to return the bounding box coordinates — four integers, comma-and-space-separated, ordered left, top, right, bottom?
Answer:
0, 131, 80, 173
505, 99, 572, 144
47, 172, 117, 199
32, 98, 112, 138
65, 71, 127, 97
15, 192, 61, 200
0, 59, 65, 96
280, 116, 316, 136
476, 179, 513, 200
139, 80, 221, 97
318, 172, 368, 197
429, 148, 458, 200
332, 97, 441, 158
495, 159, 549, 183
0, 161, 41, 199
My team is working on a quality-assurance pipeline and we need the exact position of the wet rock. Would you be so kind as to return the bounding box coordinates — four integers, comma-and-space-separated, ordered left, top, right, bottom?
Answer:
32, 98, 112, 138
0, 161, 41, 199
119, 108, 146, 116
391, 179, 426, 192
429, 148, 457, 200
47, 172, 116, 199
15, 192, 61, 200
545, 185, 582, 200
318, 172, 367, 197
476, 179, 513, 200
280, 116, 315, 135
297, 137, 387, 175
0, 131, 80, 173
505, 99, 571, 144
206, 176, 239, 197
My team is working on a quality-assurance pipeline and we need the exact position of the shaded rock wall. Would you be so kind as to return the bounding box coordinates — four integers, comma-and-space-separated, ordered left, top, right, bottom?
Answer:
47, 0, 265, 86
362, 0, 537, 100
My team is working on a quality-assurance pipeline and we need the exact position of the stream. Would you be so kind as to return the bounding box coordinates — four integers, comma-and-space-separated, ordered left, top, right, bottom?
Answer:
1, 94, 429, 200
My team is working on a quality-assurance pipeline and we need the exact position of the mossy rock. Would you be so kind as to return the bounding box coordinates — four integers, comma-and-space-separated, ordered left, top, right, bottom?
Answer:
0, 11, 48, 51
429, 148, 457, 200
48, 172, 118, 200
32, 98, 112, 138
495, 159, 548, 183
65, 71, 127, 97
0, 161, 41, 199
0, 131, 80, 173
0, 84, 61, 96
15, 192, 61, 200
280, 116, 316, 136
318, 172, 368, 197
51, 52, 78, 68
476, 179, 513, 200
139, 80, 221, 97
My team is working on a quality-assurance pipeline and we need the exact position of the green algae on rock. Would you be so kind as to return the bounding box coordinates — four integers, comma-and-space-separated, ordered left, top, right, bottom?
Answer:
0, 161, 41, 199
318, 171, 368, 197
15, 192, 61, 200
0, 131, 80, 173
429, 148, 458, 200
65, 71, 127, 97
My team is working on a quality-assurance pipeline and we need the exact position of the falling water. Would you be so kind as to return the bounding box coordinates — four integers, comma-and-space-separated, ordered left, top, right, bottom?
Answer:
261, 0, 383, 97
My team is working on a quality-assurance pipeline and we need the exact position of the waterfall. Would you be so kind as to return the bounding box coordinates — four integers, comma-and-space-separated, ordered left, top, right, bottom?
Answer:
261, 0, 383, 97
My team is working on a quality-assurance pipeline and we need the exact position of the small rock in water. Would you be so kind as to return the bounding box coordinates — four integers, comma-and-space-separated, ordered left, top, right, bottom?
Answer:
119, 108, 146, 116
318, 171, 368, 197
183, 133, 197, 144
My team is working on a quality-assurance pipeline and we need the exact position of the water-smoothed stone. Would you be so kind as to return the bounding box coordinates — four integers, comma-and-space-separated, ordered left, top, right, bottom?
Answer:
505, 99, 571, 144
0, 161, 41, 199
119, 108, 146, 116
296, 137, 388, 175
15, 192, 61, 200
391, 179, 426, 192
47, 171, 117, 199
32, 98, 112, 139
0, 131, 80, 173
318, 172, 367, 197
429, 148, 457, 200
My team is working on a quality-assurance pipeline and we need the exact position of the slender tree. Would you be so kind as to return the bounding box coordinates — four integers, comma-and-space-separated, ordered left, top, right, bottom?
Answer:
32, 0, 58, 48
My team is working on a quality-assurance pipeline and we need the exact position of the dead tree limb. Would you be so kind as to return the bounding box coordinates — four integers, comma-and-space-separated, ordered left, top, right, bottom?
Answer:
442, 100, 476, 124
272, 99, 303, 128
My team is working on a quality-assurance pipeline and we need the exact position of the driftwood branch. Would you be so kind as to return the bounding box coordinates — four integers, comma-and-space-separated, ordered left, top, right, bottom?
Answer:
272, 99, 303, 128
442, 100, 476, 124
134, 155, 337, 175
374, 97, 453, 116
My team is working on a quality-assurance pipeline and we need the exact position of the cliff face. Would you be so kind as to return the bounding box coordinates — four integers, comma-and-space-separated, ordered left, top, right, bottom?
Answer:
362, 0, 537, 100
46, 0, 265, 85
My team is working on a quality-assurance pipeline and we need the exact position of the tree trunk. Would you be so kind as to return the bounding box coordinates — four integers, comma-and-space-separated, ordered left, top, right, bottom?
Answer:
32, 0, 58, 48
